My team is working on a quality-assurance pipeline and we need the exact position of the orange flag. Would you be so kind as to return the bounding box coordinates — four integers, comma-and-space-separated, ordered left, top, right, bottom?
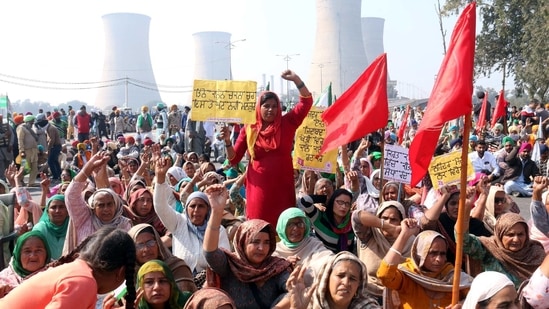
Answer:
319, 53, 388, 154
476, 92, 488, 131
491, 90, 506, 127
409, 2, 476, 187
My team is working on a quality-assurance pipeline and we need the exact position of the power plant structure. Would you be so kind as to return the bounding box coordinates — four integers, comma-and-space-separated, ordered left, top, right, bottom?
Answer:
308, 0, 369, 98
361, 17, 386, 68
192, 31, 232, 80
95, 13, 161, 112
362, 16, 397, 98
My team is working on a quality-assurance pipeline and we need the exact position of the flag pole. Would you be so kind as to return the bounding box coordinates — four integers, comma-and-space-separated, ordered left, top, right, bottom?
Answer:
452, 113, 471, 304
379, 129, 386, 199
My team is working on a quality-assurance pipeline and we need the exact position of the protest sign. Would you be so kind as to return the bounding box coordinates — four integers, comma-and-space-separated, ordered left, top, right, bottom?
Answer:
191, 80, 257, 124
383, 144, 412, 184
293, 107, 337, 173
428, 151, 474, 190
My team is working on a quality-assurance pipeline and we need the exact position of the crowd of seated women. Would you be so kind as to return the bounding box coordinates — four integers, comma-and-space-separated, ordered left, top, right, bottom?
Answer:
0, 137, 549, 309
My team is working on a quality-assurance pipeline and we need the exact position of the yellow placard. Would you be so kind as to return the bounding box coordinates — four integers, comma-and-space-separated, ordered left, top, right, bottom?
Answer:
428, 151, 474, 190
191, 80, 257, 124
293, 106, 337, 173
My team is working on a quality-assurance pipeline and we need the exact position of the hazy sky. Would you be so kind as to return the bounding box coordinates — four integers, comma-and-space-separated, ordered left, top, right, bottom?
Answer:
0, 0, 507, 107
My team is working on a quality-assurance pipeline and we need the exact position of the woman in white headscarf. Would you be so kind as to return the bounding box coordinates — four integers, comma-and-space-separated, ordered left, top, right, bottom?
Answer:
63, 151, 131, 255
462, 271, 518, 309
154, 155, 230, 274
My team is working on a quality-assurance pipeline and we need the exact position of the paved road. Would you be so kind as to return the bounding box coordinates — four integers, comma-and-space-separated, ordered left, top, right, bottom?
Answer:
514, 195, 532, 222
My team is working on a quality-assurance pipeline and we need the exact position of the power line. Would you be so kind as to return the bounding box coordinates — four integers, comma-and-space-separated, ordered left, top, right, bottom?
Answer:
0, 72, 194, 89
0, 78, 126, 90
0, 72, 126, 85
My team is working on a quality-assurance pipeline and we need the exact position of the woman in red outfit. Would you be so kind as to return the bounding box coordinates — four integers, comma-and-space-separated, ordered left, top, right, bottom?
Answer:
222, 70, 312, 226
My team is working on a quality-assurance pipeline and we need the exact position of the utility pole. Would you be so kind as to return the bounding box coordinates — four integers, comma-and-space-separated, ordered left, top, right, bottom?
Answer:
124, 76, 128, 109
276, 53, 300, 105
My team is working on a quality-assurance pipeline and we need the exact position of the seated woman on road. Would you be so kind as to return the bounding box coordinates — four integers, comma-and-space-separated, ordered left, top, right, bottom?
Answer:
135, 260, 191, 309
204, 185, 292, 309
128, 224, 196, 293
380, 181, 440, 228
63, 151, 131, 254
471, 185, 514, 234
352, 201, 411, 299
32, 194, 69, 260
378, 223, 472, 309
462, 271, 518, 309
154, 155, 230, 275
273, 208, 333, 283
124, 188, 167, 238
424, 186, 492, 266
299, 188, 356, 253
286, 251, 381, 309
461, 212, 545, 289
0, 230, 50, 298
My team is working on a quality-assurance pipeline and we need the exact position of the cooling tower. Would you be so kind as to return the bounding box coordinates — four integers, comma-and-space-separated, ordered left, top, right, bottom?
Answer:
95, 13, 161, 112
362, 17, 386, 67
309, 0, 368, 97
192, 32, 232, 80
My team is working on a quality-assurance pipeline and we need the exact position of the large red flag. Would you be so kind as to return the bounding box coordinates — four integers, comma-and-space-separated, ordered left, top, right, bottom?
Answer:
476, 92, 488, 131
398, 105, 411, 145
409, 3, 476, 186
491, 90, 506, 127
319, 53, 388, 154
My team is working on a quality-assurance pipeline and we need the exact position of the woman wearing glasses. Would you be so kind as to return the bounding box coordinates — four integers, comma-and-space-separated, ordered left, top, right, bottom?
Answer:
298, 188, 356, 253
273, 208, 333, 283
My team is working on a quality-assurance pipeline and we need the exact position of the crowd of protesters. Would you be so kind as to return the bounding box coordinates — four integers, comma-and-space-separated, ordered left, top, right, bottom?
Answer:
0, 72, 548, 308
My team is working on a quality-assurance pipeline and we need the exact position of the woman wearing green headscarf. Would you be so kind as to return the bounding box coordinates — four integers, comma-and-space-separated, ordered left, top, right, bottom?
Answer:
33, 194, 69, 259
136, 259, 191, 309
273, 208, 333, 284
0, 230, 51, 297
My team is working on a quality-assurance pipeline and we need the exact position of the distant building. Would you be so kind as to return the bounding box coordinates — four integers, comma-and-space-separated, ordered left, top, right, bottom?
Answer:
192, 31, 232, 80
308, 0, 368, 98
95, 13, 161, 112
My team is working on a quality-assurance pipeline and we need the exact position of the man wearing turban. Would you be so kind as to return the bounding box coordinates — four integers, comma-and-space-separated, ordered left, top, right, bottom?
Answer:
16, 115, 39, 186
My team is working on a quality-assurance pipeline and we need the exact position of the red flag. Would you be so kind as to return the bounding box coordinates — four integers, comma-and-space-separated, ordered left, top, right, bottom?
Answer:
397, 105, 411, 144
319, 53, 388, 154
476, 92, 488, 131
409, 2, 476, 186
491, 90, 506, 127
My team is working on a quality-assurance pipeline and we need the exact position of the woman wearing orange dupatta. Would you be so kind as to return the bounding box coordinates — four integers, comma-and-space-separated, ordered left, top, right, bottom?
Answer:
221, 70, 313, 226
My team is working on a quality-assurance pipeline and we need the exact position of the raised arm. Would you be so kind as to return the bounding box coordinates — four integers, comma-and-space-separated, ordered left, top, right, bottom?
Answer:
421, 185, 454, 228
203, 184, 228, 252
470, 176, 490, 220
66, 151, 111, 224
531, 176, 549, 234
382, 218, 419, 265
153, 152, 181, 232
